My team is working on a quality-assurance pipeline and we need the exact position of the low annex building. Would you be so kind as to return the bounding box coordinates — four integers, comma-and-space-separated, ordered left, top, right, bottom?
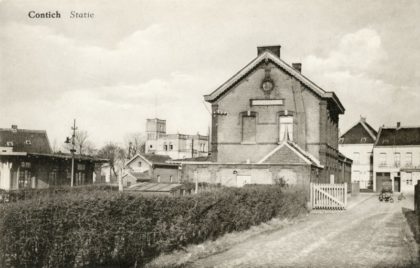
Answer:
0, 125, 106, 190
339, 117, 377, 190
123, 153, 180, 187
178, 45, 352, 190
373, 123, 420, 193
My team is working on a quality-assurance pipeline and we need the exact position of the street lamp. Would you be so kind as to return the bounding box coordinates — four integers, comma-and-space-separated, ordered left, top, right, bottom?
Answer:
65, 119, 77, 187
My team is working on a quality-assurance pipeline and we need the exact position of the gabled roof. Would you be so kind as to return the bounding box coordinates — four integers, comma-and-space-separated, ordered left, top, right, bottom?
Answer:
375, 126, 420, 146
258, 141, 323, 168
340, 118, 377, 144
204, 51, 345, 114
0, 127, 52, 154
123, 170, 152, 181
125, 153, 176, 167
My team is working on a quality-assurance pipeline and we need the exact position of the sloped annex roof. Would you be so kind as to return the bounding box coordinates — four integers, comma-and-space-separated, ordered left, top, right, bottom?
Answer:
125, 153, 177, 167
123, 170, 152, 181
204, 50, 345, 114
0, 127, 52, 154
375, 126, 420, 146
340, 118, 377, 144
127, 182, 183, 192
257, 140, 323, 168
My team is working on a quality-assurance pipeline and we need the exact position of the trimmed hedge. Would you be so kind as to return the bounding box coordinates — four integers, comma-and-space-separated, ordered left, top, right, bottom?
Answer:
0, 185, 307, 267
0, 184, 118, 203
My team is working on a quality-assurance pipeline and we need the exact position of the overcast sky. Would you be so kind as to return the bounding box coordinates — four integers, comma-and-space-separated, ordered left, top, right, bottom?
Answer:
1, 0, 419, 149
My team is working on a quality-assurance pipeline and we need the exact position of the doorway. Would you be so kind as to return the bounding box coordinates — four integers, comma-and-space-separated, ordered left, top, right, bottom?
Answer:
394, 177, 401, 192
376, 172, 391, 192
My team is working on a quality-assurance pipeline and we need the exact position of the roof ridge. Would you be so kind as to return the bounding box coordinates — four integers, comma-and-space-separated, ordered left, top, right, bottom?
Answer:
360, 121, 377, 140
0, 128, 47, 133
204, 51, 344, 113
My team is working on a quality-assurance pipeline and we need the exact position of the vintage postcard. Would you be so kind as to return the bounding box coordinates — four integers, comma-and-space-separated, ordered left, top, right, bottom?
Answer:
0, 0, 419, 267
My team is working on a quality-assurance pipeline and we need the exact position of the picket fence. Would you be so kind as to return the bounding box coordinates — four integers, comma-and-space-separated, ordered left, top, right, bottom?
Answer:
310, 183, 347, 210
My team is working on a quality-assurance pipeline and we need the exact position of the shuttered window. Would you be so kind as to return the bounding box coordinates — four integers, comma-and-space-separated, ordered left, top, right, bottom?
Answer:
242, 116, 256, 143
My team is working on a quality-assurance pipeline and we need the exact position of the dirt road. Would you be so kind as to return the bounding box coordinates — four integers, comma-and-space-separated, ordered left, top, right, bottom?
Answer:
191, 193, 418, 268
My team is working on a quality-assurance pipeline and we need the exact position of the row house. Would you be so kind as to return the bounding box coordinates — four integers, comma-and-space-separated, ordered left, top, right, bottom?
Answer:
145, 118, 208, 159
339, 117, 377, 190
373, 123, 420, 193
177, 45, 352, 192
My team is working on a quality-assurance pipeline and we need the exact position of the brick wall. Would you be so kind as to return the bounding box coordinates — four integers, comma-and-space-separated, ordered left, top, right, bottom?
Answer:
213, 62, 322, 163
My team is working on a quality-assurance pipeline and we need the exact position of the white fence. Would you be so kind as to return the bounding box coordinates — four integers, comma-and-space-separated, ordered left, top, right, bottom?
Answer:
310, 183, 347, 210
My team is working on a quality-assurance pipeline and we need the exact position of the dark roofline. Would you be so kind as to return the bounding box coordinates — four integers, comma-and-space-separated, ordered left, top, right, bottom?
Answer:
29, 153, 108, 162
340, 118, 377, 141
204, 51, 345, 114
374, 126, 420, 146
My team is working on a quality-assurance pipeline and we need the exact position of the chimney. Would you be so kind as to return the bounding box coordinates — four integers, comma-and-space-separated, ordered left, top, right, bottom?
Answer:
257, 45, 281, 58
360, 116, 366, 123
397, 122, 401, 129
292, 63, 302, 73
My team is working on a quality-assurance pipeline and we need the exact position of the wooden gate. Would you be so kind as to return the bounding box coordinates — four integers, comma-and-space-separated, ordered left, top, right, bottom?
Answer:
310, 183, 347, 210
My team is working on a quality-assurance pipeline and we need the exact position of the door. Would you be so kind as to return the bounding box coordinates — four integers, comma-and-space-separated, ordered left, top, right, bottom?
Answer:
394, 177, 401, 192
376, 172, 391, 192
237, 175, 251, 187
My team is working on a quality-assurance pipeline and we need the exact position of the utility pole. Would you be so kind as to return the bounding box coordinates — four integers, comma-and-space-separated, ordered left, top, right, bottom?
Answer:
65, 119, 77, 187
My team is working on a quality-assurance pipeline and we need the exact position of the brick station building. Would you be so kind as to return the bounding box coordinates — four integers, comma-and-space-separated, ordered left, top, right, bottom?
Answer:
176, 45, 352, 190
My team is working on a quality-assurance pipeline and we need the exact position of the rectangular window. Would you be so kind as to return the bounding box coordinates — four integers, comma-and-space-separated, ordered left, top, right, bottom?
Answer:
75, 172, 85, 185
394, 153, 401, 167
405, 152, 413, 167
18, 170, 31, 189
21, 162, 31, 168
169, 143, 173, 151
379, 153, 387, 166
77, 164, 85, 171
163, 143, 168, 151
352, 152, 360, 165
242, 116, 256, 143
279, 116, 293, 141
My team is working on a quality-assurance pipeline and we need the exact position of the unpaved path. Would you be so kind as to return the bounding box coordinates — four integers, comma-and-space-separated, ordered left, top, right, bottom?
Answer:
191, 194, 418, 267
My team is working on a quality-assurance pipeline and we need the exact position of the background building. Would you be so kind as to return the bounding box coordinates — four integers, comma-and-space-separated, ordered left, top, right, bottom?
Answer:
145, 118, 209, 159
373, 123, 420, 193
123, 153, 179, 187
339, 117, 377, 190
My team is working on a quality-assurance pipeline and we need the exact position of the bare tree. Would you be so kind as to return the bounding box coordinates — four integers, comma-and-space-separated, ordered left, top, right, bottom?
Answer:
97, 143, 126, 177
124, 132, 146, 159
51, 138, 61, 153
63, 129, 96, 155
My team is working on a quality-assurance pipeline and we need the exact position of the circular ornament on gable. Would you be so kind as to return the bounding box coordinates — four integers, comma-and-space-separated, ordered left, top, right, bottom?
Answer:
261, 79, 274, 93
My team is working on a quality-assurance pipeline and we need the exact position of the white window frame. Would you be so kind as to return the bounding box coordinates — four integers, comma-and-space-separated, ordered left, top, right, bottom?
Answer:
279, 116, 293, 142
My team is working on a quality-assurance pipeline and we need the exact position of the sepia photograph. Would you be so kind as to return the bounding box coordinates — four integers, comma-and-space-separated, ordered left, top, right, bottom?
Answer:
0, 0, 419, 267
